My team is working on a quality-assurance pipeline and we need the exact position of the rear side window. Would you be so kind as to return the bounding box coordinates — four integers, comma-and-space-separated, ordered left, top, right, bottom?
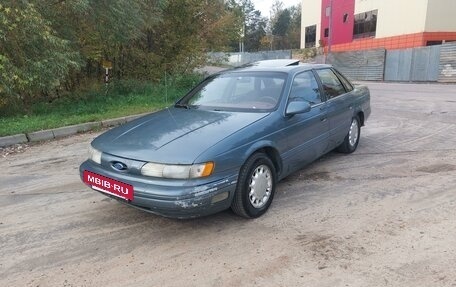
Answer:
333, 69, 354, 92
289, 71, 321, 105
315, 69, 346, 99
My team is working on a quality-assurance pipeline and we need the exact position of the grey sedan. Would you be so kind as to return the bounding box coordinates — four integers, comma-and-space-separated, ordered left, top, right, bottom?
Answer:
80, 60, 371, 218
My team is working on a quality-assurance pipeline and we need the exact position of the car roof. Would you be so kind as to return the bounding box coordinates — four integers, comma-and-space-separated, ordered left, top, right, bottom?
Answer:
219, 60, 332, 74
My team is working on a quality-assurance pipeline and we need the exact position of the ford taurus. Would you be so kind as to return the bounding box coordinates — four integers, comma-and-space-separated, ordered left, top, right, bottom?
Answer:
80, 60, 371, 219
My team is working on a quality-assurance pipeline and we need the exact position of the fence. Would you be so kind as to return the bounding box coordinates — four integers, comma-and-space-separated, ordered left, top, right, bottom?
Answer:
327, 42, 456, 82
207, 50, 292, 67
385, 46, 441, 82
326, 49, 386, 81
439, 43, 456, 83
207, 44, 456, 83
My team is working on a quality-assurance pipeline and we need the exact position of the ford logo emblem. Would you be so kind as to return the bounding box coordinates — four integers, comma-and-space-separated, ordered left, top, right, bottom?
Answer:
112, 162, 127, 171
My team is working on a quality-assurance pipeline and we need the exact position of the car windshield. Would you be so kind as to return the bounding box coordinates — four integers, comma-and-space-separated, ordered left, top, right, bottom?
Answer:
177, 72, 287, 112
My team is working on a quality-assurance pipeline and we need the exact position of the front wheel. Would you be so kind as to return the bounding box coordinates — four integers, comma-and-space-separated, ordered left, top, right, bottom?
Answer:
231, 153, 277, 218
337, 116, 361, 154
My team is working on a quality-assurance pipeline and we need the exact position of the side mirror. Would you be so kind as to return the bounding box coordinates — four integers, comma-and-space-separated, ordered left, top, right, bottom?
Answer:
285, 101, 311, 116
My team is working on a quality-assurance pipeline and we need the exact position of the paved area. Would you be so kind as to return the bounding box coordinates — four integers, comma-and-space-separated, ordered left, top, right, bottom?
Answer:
1, 82, 455, 287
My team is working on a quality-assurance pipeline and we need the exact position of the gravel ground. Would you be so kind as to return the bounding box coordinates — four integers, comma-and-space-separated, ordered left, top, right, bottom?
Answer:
1, 82, 456, 287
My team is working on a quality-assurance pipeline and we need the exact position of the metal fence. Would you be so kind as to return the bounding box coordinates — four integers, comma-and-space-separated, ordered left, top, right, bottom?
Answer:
326, 49, 386, 81
385, 46, 441, 82
207, 50, 292, 67
438, 43, 456, 83
326, 43, 456, 82
208, 44, 456, 83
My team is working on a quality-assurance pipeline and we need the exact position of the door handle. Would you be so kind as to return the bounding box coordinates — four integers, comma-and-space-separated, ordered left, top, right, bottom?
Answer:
320, 117, 327, 122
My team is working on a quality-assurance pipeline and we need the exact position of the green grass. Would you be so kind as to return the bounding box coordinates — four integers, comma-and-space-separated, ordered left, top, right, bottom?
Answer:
0, 75, 203, 137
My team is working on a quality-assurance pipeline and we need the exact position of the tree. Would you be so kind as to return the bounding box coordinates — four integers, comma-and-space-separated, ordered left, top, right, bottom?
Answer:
245, 8, 267, 51
0, 0, 242, 113
272, 8, 291, 49
152, 0, 239, 76
288, 3, 302, 49
227, 0, 267, 52
269, 1, 301, 50
37, 0, 149, 81
0, 1, 81, 111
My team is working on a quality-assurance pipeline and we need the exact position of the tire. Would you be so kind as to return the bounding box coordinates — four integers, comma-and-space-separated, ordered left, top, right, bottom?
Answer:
337, 115, 361, 154
231, 153, 277, 219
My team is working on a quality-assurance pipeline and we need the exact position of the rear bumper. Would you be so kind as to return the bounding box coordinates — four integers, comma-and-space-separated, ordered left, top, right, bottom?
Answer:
79, 160, 238, 219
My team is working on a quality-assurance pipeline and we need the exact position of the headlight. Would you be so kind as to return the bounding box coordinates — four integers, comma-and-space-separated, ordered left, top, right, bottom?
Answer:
88, 146, 102, 164
141, 162, 214, 179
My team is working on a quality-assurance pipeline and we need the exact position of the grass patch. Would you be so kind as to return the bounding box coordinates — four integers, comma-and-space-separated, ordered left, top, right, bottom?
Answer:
0, 74, 203, 137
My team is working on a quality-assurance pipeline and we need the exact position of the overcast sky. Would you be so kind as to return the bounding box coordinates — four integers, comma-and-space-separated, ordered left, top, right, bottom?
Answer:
252, 0, 301, 17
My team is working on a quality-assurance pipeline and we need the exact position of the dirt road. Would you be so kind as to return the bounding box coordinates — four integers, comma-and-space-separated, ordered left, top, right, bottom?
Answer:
1, 82, 456, 287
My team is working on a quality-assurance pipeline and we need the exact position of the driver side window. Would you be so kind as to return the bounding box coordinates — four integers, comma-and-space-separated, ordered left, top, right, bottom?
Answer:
289, 71, 321, 105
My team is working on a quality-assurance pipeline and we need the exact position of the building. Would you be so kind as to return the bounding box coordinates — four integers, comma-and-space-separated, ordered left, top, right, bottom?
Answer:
301, 0, 456, 52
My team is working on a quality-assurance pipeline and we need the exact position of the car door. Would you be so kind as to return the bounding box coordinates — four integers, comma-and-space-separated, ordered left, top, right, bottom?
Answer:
315, 68, 354, 149
282, 70, 330, 174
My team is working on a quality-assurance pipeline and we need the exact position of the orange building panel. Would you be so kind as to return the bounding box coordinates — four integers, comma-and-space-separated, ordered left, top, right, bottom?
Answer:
327, 32, 456, 52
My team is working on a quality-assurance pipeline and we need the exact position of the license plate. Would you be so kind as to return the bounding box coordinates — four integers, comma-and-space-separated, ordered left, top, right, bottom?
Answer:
83, 170, 134, 201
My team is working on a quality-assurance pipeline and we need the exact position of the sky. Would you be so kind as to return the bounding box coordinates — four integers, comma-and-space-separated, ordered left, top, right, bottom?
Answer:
252, 0, 301, 18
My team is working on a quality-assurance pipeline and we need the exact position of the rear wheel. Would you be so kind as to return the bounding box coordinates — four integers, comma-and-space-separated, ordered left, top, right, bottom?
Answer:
337, 116, 360, 154
231, 153, 276, 218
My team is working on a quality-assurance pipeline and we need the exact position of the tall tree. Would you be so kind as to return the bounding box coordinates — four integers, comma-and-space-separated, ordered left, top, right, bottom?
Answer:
227, 0, 266, 52
0, 0, 242, 112
272, 8, 291, 49
268, 1, 301, 50
288, 3, 302, 49
0, 1, 81, 110
152, 0, 239, 76
245, 8, 267, 51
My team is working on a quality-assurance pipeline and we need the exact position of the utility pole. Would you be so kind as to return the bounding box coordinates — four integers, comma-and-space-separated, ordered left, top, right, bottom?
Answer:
239, 21, 245, 53
328, 0, 333, 54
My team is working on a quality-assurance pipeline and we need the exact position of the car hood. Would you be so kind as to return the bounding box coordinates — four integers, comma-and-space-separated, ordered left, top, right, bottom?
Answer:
93, 107, 268, 164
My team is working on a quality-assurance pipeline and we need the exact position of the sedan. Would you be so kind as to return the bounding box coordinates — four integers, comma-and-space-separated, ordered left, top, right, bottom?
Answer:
80, 60, 371, 219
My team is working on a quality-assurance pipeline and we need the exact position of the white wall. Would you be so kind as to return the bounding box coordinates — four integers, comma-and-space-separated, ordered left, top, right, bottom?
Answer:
301, 0, 321, 48
425, 0, 456, 31
300, 0, 455, 48
355, 0, 429, 38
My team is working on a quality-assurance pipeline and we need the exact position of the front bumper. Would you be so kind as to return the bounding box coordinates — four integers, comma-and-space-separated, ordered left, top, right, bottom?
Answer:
79, 160, 238, 219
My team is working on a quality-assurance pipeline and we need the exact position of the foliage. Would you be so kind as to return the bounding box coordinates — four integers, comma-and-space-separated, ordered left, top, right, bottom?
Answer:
152, 0, 239, 75
0, 2, 81, 111
288, 4, 302, 49
269, 2, 302, 50
0, 0, 304, 128
292, 47, 323, 61
0, 0, 239, 114
227, 0, 267, 52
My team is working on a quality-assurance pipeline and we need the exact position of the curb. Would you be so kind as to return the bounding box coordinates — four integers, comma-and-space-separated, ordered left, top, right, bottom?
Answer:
0, 112, 151, 148
0, 134, 28, 147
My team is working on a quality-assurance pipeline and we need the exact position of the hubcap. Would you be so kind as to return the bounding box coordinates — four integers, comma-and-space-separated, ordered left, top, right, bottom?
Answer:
248, 164, 272, 209
349, 119, 359, 146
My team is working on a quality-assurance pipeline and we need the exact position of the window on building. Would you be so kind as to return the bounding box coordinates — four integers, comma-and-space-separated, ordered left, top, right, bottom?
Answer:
324, 28, 329, 38
305, 25, 317, 48
343, 13, 349, 23
426, 41, 442, 46
353, 10, 377, 39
